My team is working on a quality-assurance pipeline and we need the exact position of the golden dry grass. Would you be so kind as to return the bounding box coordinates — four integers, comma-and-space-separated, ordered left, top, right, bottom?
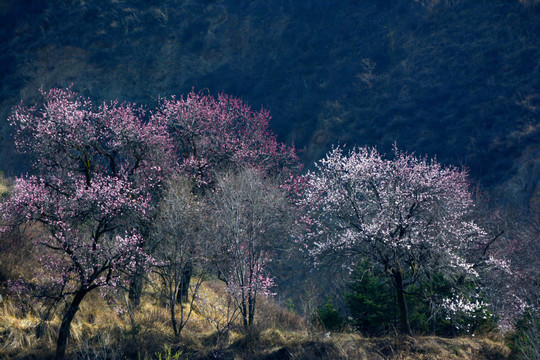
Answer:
0, 280, 512, 360
0, 173, 9, 198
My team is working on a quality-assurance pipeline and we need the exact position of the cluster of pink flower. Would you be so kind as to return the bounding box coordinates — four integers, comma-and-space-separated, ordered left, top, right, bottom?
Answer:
1, 86, 302, 358
153, 91, 300, 187
1, 86, 526, 356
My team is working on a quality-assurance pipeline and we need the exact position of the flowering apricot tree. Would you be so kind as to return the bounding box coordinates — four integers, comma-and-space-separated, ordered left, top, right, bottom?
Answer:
302, 146, 490, 334
1, 88, 173, 360
153, 91, 300, 187
150, 91, 302, 306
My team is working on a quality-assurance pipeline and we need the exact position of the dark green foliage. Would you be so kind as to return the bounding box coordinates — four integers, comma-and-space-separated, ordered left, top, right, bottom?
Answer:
314, 298, 344, 332
345, 262, 497, 337
420, 274, 497, 336
345, 261, 395, 335
286, 298, 297, 314
406, 273, 455, 336
509, 306, 540, 360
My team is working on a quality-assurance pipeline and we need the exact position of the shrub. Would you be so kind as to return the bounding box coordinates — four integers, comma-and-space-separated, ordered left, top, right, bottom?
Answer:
345, 262, 498, 336
314, 298, 344, 332
509, 306, 540, 360
345, 260, 395, 335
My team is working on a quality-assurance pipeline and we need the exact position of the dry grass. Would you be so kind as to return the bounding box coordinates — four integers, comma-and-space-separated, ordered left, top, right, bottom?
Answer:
256, 296, 306, 332
0, 281, 511, 360
0, 300, 56, 359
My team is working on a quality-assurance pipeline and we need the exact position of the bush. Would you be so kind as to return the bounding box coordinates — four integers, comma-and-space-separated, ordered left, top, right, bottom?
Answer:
407, 274, 497, 336
345, 260, 395, 335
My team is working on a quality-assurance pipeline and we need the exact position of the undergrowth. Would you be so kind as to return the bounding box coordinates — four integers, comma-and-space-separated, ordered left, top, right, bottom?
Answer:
0, 279, 511, 360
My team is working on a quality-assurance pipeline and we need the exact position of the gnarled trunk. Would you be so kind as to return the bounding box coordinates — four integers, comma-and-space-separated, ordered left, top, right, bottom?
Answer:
55, 289, 88, 360
170, 295, 179, 337
128, 257, 145, 307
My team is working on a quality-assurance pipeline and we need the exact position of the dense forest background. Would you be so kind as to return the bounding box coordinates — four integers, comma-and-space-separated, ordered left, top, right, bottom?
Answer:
0, 0, 539, 214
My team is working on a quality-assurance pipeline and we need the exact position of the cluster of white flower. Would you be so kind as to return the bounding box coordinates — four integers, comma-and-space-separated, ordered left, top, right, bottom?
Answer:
442, 294, 487, 317
442, 293, 490, 333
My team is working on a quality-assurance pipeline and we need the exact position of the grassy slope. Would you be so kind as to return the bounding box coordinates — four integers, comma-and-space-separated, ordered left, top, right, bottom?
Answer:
0, 280, 510, 360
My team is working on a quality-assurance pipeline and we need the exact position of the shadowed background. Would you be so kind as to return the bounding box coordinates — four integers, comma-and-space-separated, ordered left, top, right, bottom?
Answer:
0, 0, 538, 212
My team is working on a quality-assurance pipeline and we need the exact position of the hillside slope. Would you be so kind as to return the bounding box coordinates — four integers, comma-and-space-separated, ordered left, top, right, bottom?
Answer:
0, 0, 539, 210
0, 281, 511, 360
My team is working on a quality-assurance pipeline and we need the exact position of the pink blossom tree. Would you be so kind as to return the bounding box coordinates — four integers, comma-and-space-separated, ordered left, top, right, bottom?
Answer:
153, 91, 300, 188
151, 91, 302, 304
1, 87, 173, 360
472, 202, 540, 332
302, 146, 492, 334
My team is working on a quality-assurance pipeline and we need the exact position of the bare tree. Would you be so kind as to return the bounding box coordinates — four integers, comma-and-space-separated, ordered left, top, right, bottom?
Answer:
205, 168, 299, 330
151, 177, 205, 338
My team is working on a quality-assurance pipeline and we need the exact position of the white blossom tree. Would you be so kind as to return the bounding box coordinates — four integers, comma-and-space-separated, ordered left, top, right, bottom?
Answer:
302, 146, 489, 334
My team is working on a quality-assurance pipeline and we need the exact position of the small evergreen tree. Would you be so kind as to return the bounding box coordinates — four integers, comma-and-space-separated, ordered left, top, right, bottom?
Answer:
345, 260, 395, 335
315, 298, 344, 332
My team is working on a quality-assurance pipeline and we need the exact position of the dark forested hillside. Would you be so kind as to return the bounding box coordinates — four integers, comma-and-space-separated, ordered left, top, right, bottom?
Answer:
0, 0, 539, 210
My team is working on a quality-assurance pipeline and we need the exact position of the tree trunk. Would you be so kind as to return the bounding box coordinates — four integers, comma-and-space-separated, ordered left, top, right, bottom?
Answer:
248, 294, 256, 328
55, 289, 88, 360
170, 295, 178, 338
129, 224, 151, 308
129, 257, 145, 307
430, 302, 436, 335
177, 262, 192, 303
392, 268, 411, 335
241, 291, 248, 330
